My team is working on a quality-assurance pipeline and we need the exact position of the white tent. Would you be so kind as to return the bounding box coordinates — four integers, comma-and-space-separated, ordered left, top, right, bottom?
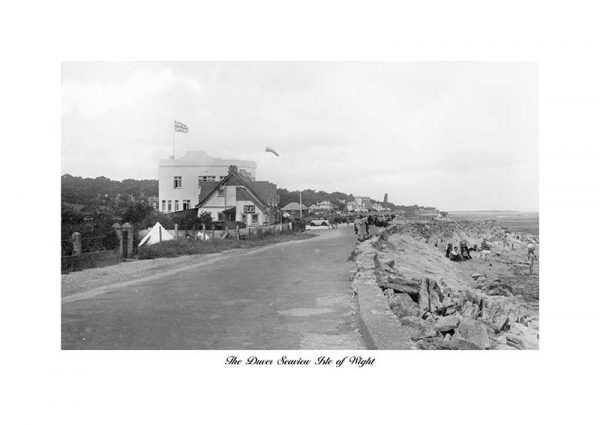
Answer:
138, 222, 174, 247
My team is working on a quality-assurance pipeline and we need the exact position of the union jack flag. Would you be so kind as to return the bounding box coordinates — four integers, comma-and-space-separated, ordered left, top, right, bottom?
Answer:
174, 120, 189, 133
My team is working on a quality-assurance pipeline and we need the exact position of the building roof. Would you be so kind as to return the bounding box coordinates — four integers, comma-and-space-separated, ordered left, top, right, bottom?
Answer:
195, 166, 277, 212
282, 202, 308, 211
159, 150, 256, 169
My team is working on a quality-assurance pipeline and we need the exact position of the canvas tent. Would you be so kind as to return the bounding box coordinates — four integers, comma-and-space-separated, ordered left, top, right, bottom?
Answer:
138, 222, 174, 247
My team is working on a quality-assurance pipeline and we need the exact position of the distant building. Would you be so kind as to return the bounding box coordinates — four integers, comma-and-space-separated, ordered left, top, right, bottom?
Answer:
195, 165, 279, 226
159, 151, 257, 213
309, 200, 335, 212
418, 207, 440, 218
282, 202, 309, 218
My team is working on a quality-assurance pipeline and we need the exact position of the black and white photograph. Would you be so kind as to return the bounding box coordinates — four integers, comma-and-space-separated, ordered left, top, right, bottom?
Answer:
5, 1, 600, 424
61, 62, 538, 350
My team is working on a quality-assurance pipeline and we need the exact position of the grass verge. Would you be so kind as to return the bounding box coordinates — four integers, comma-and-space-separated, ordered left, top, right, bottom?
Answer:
138, 232, 316, 259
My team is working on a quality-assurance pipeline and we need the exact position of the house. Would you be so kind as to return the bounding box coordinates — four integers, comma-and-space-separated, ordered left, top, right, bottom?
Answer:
195, 165, 279, 226
159, 151, 257, 214
281, 202, 308, 218
309, 200, 335, 212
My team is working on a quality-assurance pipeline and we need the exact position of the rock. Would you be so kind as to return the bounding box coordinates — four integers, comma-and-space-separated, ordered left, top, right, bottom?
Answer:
480, 297, 528, 332
435, 315, 461, 332
494, 343, 518, 350
417, 337, 455, 350
456, 318, 491, 349
382, 276, 420, 296
427, 279, 443, 312
389, 293, 420, 319
472, 273, 486, 280
383, 288, 396, 299
505, 323, 539, 350
460, 301, 480, 319
419, 279, 430, 316
449, 336, 483, 350
383, 259, 395, 268
398, 316, 440, 341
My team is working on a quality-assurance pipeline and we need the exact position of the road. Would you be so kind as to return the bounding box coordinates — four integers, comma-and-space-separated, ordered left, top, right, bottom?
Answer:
62, 227, 366, 349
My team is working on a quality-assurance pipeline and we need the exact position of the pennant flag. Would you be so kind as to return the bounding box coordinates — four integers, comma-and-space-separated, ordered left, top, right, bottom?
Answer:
265, 146, 279, 156
174, 120, 189, 133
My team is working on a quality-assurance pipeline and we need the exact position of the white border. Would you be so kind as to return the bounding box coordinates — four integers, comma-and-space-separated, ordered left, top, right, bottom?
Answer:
3, 1, 600, 424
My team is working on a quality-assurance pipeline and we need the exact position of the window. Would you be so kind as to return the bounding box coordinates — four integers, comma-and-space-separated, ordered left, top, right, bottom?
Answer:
167, 200, 172, 212
199, 175, 216, 183
217, 187, 225, 197
252, 214, 258, 224
161, 200, 166, 212
174, 176, 182, 189
174, 200, 179, 211
183, 200, 190, 210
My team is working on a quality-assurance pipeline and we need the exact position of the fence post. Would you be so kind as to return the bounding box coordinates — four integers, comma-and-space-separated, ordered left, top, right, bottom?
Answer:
212, 224, 215, 241
112, 223, 123, 258
202, 223, 206, 241
71, 232, 81, 257
122, 222, 133, 258
236, 225, 240, 240
174, 223, 179, 239
224, 225, 228, 239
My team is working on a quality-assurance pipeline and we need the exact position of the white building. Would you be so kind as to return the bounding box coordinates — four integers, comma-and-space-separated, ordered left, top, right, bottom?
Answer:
196, 166, 279, 226
158, 151, 257, 213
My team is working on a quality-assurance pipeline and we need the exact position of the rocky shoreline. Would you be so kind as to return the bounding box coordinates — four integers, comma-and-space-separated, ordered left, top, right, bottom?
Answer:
352, 219, 539, 350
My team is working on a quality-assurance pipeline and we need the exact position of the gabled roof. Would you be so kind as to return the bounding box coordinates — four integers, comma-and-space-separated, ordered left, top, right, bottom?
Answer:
282, 202, 308, 211
195, 166, 277, 212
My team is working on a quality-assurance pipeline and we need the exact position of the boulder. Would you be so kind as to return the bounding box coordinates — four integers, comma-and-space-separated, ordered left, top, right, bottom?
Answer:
382, 276, 420, 296
418, 279, 430, 316
417, 337, 455, 350
399, 316, 440, 341
480, 297, 528, 332
449, 336, 484, 350
460, 301, 480, 319
389, 293, 420, 319
472, 273, 486, 280
456, 318, 491, 349
505, 323, 539, 350
435, 315, 461, 332
494, 343, 518, 350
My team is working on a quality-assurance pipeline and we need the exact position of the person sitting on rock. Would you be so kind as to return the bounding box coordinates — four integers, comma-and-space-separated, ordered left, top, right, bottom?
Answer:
481, 238, 491, 251
460, 240, 472, 260
449, 246, 463, 261
445, 243, 453, 258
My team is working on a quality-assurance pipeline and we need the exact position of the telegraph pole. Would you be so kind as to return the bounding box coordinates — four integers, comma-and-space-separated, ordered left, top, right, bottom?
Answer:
299, 190, 303, 219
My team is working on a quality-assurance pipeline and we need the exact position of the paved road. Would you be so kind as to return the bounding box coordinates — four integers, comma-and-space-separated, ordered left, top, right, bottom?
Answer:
62, 227, 366, 349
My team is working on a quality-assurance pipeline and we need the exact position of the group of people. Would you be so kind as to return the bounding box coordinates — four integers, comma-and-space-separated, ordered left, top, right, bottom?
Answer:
353, 215, 373, 241
445, 238, 492, 262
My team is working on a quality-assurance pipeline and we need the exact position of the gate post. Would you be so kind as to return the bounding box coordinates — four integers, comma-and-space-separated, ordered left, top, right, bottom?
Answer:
174, 223, 179, 239
71, 232, 81, 256
112, 223, 123, 258
122, 222, 133, 258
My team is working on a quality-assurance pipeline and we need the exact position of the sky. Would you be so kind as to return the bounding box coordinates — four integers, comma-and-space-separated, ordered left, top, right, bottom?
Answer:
62, 62, 538, 211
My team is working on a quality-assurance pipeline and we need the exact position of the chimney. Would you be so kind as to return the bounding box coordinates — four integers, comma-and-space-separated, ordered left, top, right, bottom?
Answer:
228, 165, 238, 173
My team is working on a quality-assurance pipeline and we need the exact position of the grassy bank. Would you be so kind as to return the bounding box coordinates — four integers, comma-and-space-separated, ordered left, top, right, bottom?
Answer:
138, 232, 315, 259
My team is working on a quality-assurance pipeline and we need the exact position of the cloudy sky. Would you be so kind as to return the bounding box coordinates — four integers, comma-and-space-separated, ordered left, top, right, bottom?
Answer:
62, 62, 538, 211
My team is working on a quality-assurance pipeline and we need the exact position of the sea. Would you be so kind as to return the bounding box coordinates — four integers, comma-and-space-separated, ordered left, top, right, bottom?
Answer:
447, 211, 539, 236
